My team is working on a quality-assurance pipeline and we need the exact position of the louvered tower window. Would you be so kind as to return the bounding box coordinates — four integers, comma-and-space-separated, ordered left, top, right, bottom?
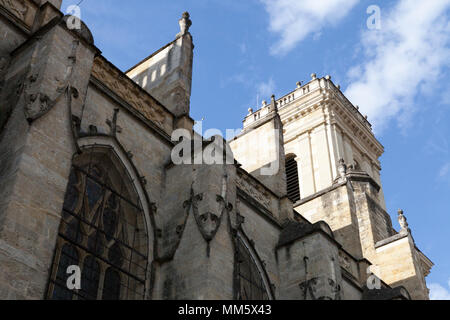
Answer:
285, 156, 300, 203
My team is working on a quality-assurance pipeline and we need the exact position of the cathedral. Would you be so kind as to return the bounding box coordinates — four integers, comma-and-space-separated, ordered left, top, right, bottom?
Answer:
0, 0, 433, 300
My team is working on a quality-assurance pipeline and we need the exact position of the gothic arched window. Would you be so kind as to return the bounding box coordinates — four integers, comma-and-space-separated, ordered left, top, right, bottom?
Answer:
235, 235, 272, 300
47, 148, 149, 300
285, 155, 300, 203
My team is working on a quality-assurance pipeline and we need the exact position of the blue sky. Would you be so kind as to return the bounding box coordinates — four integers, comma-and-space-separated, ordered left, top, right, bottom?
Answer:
62, 0, 450, 299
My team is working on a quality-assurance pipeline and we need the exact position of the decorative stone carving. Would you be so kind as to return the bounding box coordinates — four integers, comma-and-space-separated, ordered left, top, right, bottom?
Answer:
185, 174, 232, 257
91, 57, 171, 133
24, 40, 80, 122
339, 251, 351, 271
236, 170, 271, 210
398, 209, 411, 235
168, 86, 190, 116
299, 277, 341, 300
236, 212, 245, 228
106, 108, 122, 137
178, 12, 192, 36
336, 158, 348, 183
0, 0, 28, 21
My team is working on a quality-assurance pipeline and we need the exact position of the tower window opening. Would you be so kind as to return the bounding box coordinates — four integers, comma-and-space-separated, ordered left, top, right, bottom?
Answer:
285, 156, 300, 203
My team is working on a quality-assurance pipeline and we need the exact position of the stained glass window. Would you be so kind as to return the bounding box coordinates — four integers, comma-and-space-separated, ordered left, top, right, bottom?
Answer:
235, 236, 271, 300
47, 149, 148, 300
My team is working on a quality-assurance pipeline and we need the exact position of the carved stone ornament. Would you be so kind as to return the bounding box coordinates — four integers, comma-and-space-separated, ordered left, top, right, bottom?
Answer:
106, 108, 122, 137
299, 277, 341, 300
338, 251, 352, 273
24, 40, 80, 122
236, 170, 271, 210
337, 158, 347, 182
178, 12, 192, 36
0, 0, 28, 21
398, 209, 410, 235
186, 175, 232, 256
91, 57, 171, 133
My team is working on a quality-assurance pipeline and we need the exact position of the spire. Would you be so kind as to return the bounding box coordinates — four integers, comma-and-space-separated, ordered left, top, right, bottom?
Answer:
178, 11, 192, 36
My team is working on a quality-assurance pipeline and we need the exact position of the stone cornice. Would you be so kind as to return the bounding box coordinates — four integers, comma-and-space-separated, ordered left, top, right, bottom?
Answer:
236, 188, 281, 229
236, 167, 280, 202
245, 77, 384, 160
89, 78, 174, 146
91, 56, 175, 136
293, 180, 347, 208
330, 98, 384, 158
0, 0, 38, 31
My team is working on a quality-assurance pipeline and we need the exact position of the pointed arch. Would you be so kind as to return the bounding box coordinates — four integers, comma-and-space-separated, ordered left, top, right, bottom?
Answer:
234, 230, 274, 300
47, 136, 155, 300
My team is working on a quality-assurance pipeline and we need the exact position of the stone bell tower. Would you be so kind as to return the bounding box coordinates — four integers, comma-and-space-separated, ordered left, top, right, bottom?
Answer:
234, 73, 433, 299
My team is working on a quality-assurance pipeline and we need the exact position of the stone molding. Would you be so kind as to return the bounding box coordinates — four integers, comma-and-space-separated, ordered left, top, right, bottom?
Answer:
236, 168, 275, 211
91, 56, 174, 135
0, 0, 37, 29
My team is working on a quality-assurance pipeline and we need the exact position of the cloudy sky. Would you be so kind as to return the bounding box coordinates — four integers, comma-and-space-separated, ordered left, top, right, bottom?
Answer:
62, 0, 450, 299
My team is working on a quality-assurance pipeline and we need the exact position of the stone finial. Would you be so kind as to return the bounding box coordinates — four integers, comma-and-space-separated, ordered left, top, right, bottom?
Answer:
356, 105, 360, 110
311, 73, 317, 80
296, 81, 302, 88
178, 11, 192, 36
262, 100, 267, 106
248, 108, 253, 115
325, 75, 331, 80
337, 158, 347, 182
398, 209, 410, 235
271, 94, 278, 111
337, 84, 341, 90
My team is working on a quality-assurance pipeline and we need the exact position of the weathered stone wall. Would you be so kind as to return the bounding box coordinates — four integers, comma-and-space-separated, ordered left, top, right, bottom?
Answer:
230, 113, 288, 200
0, 19, 96, 299
296, 184, 363, 259
340, 277, 362, 300
237, 200, 281, 297
374, 235, 429, 300
81, 84, 173, 203
127, 27, 194, 118
154, 161, 237, 299
276, 227, 342, 300
0, 2, 433, 301
91, 56, 175, 136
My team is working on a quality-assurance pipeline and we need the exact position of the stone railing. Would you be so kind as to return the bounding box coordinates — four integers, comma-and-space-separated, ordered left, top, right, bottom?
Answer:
243, 75, 373, 132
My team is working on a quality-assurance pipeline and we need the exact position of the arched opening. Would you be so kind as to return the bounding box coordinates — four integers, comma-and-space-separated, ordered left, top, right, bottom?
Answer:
47, 147, 149, 300
235, 233, 273, 300
285, 154, 300, 203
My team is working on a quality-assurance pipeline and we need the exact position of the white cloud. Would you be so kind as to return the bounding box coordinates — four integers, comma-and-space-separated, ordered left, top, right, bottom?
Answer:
257, 78, 276, 99
261, 0, 359, 55
429, 282, 450, 300
439, 163, 450, 178
345, 0, 450, 132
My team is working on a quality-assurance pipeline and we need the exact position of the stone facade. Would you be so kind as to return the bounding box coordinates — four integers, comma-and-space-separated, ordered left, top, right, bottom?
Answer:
0, 1, 432, 300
